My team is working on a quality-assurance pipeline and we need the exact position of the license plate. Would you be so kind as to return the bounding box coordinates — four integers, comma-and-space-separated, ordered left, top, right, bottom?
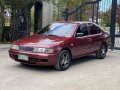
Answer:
18, 54, 29, 61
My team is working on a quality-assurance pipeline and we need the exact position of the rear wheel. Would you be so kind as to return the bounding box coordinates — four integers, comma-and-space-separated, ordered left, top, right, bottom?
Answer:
96, 43, 107, 59
54, 50, 71, 71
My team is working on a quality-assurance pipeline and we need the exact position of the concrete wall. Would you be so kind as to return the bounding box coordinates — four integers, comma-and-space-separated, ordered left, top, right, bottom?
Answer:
42, 1, 54, 27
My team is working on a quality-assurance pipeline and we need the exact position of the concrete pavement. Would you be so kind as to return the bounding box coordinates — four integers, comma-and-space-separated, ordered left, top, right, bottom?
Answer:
0, 49, 120, 90
0, 44, 10, 50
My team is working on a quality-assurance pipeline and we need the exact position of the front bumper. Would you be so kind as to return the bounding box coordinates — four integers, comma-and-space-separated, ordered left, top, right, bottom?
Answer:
9, 49, 58, 66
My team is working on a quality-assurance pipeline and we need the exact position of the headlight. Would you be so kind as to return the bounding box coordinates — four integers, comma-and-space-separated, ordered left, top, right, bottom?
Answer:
10, 45, 19, 50
33, 48, 54, 54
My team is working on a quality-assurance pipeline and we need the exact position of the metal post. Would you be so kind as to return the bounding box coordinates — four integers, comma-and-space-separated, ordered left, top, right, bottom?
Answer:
79, 8, 83, 21
76, 11, 78, 21
92, 4, 95, 22
110, 0, 117, 50
63, 8, 69, 21
16, 14, 19, 39
96, 2, 99, 24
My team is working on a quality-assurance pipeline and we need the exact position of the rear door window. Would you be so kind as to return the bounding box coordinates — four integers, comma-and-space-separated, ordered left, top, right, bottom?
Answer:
88, 23, 101, 35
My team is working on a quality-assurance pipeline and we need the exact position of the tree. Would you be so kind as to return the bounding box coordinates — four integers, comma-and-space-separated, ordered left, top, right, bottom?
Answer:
100, 10, 111, 27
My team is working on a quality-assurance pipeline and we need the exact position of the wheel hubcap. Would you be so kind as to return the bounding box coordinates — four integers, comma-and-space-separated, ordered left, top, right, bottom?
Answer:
101, 45, 106, 56
61, 53, 69, 67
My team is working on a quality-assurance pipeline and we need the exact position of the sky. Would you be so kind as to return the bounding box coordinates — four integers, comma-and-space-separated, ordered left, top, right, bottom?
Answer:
99, 0, 120, 12
99, 0, 112, 12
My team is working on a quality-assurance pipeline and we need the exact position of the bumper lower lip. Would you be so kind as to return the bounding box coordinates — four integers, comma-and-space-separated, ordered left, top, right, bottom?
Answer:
9, 49, 58, 66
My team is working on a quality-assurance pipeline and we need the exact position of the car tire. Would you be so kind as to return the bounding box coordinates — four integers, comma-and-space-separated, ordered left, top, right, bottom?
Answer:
96, 43, 107, 59
54, 50, 71, 71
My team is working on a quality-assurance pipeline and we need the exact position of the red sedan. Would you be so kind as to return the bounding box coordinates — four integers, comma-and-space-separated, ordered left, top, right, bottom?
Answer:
9, 22, 111, 71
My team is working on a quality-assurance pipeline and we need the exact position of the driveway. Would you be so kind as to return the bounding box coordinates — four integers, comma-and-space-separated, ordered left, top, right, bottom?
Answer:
0, 49, 120, 90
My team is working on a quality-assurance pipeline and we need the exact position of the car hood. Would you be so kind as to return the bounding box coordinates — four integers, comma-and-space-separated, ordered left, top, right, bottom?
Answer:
15, 35, 68, 48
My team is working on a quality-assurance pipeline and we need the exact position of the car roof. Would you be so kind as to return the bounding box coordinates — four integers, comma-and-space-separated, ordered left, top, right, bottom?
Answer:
55, 21, 96, 25
54, 21, 102, 30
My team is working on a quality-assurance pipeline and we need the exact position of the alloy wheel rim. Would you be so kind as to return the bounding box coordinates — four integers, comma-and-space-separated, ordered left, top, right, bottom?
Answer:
101, 45, 106, 57
61, 53, 69, 67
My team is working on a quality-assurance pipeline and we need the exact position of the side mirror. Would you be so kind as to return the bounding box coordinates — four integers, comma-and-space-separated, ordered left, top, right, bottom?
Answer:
76, 33, 84, 37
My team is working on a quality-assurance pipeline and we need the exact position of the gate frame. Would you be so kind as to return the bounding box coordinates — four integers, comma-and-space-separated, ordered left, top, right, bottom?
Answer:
63, 0, 117, 50
110, 0, 117, 50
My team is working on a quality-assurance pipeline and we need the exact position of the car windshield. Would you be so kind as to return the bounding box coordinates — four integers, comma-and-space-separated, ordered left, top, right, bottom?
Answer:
38, 23, 77, 37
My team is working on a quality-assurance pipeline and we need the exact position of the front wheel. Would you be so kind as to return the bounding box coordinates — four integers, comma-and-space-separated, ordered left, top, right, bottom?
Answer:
54, 50, 71, 71
96, 43, 107, 59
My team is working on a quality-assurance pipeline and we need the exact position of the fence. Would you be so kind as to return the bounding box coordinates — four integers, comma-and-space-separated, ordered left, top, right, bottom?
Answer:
63, 0, 120, 50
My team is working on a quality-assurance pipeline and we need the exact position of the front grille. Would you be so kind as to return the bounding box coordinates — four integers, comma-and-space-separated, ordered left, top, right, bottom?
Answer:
29, 58, 48, 62
19, 46, 34, 52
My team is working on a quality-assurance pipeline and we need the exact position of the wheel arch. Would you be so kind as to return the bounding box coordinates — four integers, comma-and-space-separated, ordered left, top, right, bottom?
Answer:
61, 48, 72, 58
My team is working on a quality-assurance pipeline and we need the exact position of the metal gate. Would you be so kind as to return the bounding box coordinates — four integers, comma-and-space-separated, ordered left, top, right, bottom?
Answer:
63, 0, 120, 50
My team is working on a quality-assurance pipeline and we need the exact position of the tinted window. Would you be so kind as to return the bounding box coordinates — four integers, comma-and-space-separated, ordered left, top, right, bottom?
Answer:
38, 23, 77, 37
88, 23, 101, 35
76, 24, 88, 36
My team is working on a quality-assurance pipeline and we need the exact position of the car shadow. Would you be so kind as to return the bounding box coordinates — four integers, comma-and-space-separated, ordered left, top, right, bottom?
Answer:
72, 54, 97, 66
14, 54, 97, 72
15, 64, 55, 72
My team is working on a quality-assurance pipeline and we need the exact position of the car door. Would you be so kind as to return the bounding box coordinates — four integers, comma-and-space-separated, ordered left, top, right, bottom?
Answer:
71, 23, 92, 57
87, 23, 103, 52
